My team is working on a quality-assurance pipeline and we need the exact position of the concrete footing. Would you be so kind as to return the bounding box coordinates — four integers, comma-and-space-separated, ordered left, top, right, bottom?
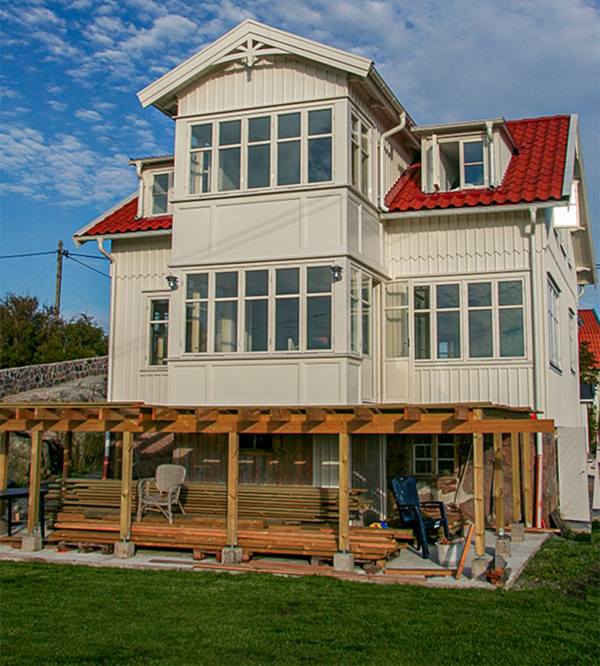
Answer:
21, 533, 42, 553
495, 535, 512, 559
114, 541, 135, 559
511, 523, 525, 542
333, 552, 355, 572
470, 556, 489, 580
222, 547, 243, 565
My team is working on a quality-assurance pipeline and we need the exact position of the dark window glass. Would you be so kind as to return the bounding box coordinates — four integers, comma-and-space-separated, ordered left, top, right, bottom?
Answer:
191, 124, 212, 148
307, 266, 331, 293
307, 296, 331, 350
248, 144, 270, 188
278, 113, 301, 139
215, 272, 238, 299
219, 120, 241, 145
437, 284, 460, 309
437, 311, 460, 358
245, 270, 268, 297
276, 268, 299, 295
277, 140, 300, 185
468, 282, 491, 307
245, 299, 268, 352
308, 137, 332, 182
249, 116, 270, 142
218, 147, 240, 191
152, 174, 169, 215
414, 312, 431, 359
275, 298, 299, 350
500, 308, 525, 357
499, 281, 523, 306
186, 273, 208, 300
185, 303, 207, 354
469, 309, 493, 357
414, 285, 430, 310
308, 109, 331, 135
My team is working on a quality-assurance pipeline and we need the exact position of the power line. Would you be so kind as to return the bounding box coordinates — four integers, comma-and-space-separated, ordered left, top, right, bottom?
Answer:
0, 250, 57, 260
66, 255, 110, 279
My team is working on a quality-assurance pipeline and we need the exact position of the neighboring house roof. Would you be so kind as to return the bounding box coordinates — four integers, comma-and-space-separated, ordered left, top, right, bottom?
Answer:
385, 115, 571, 212
579, 309, 600, 367
73, 193, 172, 242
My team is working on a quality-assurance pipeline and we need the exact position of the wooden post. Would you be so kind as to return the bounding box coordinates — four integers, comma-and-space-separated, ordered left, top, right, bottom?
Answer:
511, 432, 521, 523
522, 433, 533, 527
27, 432, 43, 533
493, 432, 504, 533
338, 432, 350, 552
114, 433, 123, 480
227, 432, 239, 547
473, 409, 485, 557
62, 431, 72, 480
119, 431, 134, 540
0, 432, 9, 521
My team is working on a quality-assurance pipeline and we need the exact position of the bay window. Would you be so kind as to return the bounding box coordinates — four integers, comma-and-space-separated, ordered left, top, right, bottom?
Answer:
351, 114, 370, 196
436, 284, 461, 359
384, 281, 409, 358
244, 270, 268, 351
306, 266, 332, 350
151, 173, 172, 215
275, 268, 300, 351
188, 107, 333, 195
214, 272, 238, 352
185, 274, 208, 353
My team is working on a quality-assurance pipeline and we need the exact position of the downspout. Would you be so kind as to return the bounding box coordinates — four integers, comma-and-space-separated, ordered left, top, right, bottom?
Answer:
379, 112, 406, 212
527, 207, 544, 528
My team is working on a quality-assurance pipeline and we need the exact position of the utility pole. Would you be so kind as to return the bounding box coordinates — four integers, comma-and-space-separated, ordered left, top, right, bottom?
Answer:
55, 240, 63, 316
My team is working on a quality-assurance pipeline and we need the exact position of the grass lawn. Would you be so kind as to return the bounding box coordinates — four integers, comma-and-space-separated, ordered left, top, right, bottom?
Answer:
1, 532, 598, 666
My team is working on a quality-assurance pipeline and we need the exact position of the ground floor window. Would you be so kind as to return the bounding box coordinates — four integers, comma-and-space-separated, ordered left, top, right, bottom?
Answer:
413, 435, 456, 475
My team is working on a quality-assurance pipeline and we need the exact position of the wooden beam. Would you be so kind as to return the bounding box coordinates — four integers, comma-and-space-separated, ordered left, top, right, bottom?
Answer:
27, 431, 42, 534
270, 408, 292, 422
522, 433, 533, 528
353, 407, 374, 421
227, 432, 239, 547
0, 432, 8, 524
493, 432, 504, 534
455, 405, 470, 421
306, 408, 327, 422
338, 432, 350, 552
194, 408, 219, 422
62, 431, 72, 479
455, 523, 475, 579
119, 431, 134, 540
473, 409, 485, 557
238, 409, 262, 422
511, 432, 521, 523
403, 406, 421, 421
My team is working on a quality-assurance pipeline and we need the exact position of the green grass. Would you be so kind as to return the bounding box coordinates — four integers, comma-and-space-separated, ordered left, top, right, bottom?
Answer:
1, 532, 599, 666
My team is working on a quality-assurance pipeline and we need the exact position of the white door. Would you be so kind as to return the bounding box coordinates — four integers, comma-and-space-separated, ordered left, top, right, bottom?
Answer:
383, 281, 411, 402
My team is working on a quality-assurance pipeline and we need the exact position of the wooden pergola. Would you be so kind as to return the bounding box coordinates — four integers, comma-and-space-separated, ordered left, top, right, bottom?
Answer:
0, 402, 554, 559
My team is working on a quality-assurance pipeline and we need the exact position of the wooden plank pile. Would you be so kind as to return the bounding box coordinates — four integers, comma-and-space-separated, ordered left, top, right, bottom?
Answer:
47, 479, 369, 522
49, 512, 412, 561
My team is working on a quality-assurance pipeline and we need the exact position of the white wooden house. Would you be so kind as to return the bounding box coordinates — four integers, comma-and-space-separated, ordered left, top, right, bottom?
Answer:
73, 20, 596, 531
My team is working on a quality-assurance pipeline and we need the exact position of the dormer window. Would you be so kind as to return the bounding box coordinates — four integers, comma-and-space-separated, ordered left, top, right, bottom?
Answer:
438, 138, 486, 191
152, 173, 172, 215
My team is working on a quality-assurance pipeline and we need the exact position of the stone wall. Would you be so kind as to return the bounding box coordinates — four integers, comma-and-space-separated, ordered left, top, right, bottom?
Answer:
0, 356, 108, 399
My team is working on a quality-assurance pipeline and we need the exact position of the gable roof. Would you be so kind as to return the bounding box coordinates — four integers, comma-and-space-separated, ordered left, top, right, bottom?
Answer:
73, 193, 172, 245
579, 309, 600, 368
138, 20, 375, 116
385, 115, 572, 213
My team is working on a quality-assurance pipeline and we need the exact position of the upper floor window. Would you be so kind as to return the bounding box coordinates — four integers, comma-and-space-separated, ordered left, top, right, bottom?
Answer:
188, 108, 333, 196
148, 172, 173, 216
439, 139, 485, 190
568, 308, 576, 374
351, 115, 370, 197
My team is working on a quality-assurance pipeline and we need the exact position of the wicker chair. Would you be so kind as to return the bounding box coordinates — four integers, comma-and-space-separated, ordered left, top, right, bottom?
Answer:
137, 464, 187, 524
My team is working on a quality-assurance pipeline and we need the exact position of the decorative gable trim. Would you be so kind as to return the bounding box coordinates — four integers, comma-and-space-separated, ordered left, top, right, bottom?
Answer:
138, 19, 372, 115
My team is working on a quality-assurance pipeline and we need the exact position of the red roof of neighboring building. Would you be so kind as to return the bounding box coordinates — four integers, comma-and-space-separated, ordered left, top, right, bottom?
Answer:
385, 115, 571, 212
579, 309, 600, 368
81, 196, 173, 237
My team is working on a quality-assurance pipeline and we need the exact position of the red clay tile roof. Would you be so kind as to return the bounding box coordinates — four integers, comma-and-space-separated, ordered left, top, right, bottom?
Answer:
579, 309, 600, 368
385, 115, 571, 212
82, 196, 173, 236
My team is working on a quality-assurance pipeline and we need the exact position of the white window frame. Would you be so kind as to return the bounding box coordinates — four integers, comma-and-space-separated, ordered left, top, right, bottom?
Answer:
436, 135, 488, 192
146, 170, 173, 217
350, 112, 370, 198
147, 297, 169, 367
181, 264, 335, 356
548, 277, 561, 370
569, 308, 576, 375
186, 106, 334, 197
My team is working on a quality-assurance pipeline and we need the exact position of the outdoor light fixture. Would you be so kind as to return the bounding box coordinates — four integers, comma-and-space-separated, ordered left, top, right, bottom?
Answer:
331, 265, 343, 282
166, 275, 179, 290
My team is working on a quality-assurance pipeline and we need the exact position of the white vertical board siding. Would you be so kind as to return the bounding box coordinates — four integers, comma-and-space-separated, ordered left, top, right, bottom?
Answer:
386, 210, 530, 278
179, 57, 348, 116
111, 235, 172, 403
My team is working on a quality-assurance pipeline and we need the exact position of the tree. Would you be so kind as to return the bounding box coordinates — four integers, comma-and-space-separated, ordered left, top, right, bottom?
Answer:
580, 339, 599, 453
0, 294, 108, 369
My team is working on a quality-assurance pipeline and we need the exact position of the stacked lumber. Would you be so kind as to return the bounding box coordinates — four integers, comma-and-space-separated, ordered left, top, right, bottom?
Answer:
49, 513, 412, 561
47, 479, 369, 522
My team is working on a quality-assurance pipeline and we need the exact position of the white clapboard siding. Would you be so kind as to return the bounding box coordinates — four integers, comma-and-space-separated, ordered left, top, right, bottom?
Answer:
386, 210, 530, 278
110, 235, 172, 403
179, 56, 347, 117
556, 426, 591, 523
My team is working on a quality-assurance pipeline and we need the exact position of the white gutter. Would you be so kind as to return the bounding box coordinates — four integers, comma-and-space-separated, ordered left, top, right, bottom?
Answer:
379, 112, 407, 212
382, 200, 567, 221
526, 208, 544, 528
97, 238, 116, 403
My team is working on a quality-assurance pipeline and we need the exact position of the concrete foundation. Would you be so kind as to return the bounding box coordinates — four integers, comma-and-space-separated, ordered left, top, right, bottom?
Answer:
470, 556, 489, 580
21, 533, 42, 553
221, 547, 243, 565
495, 535, 512, 559
511, 523, 525, 542
114, 541, 135, 559
333, 552, 355, 572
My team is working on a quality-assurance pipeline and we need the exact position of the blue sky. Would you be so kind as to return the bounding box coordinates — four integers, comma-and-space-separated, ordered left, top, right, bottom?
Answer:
1, 0, 599, 329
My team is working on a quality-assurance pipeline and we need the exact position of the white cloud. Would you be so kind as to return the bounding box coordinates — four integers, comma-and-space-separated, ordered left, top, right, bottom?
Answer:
48, 100, 68, 112
75, 108, 103, 122
0, 123, 137, 205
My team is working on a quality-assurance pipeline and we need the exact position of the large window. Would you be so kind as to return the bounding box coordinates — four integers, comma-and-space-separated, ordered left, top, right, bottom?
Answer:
411, 278, 525, 361
351, 269, 376, 356
189, 108, 333, 195
149, 299, 169, 366
548, 278, 561, 369
184, 266, 334, 355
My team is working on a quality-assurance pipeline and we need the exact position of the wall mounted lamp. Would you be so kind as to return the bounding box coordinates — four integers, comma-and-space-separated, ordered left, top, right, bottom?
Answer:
166, 275, 179, 291
331, 265, 343, 282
